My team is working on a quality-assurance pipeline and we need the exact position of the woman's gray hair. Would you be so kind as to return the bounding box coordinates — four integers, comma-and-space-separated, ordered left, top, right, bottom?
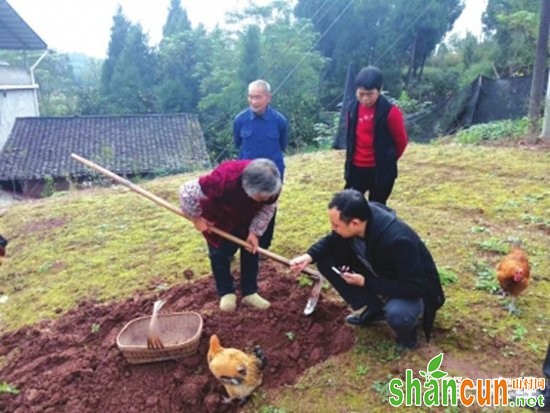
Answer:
242, 158, 281, 198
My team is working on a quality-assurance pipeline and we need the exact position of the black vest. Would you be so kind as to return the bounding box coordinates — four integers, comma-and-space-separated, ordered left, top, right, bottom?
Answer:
344, 95, 398, 185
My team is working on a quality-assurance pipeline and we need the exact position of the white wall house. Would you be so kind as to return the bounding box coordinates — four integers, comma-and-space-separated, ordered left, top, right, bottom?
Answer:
0, 64, 39, 150
0, 0, 47, 150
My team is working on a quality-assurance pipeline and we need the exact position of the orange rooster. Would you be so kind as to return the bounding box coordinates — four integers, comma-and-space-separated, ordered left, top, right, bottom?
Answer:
496, 244, 530, 314
207, 334, 266, 404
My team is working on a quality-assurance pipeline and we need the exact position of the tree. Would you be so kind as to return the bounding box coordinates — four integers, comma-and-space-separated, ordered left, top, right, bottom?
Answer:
294, 0, 463, 104
162, 0, 192, 37
198, 28, 244, 161
1, 50, 81, 116
237, 25, 262, 87
400, 0, 464, 88
482, 0, 539, 76
199, 1, 326, 160
156, 0, 209, 113
528, 0, 550, 142
106, 24, 157, 114
101, 6, 131, 96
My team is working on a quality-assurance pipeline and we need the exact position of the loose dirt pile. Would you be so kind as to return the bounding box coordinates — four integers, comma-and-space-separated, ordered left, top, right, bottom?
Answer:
0, 262, 356, 412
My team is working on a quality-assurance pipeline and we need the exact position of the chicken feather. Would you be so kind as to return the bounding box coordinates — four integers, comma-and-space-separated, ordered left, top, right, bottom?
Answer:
207, 334, 266, 403
496, 245, 530, 314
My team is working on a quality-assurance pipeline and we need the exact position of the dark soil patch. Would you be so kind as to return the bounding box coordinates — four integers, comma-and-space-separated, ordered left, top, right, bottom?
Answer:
0, 262, 356, 413
19, 217, 68, 236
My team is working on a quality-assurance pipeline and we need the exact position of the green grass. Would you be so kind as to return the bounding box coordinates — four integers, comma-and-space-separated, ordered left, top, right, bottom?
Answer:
1, 141, 549, 412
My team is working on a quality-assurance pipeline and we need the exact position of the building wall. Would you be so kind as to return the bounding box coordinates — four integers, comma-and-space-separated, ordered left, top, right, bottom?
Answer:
0, 89, 38, 149
0, 66, 39, 150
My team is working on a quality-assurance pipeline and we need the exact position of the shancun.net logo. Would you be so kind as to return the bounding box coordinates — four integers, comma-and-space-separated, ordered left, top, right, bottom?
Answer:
388, 353, 547, 409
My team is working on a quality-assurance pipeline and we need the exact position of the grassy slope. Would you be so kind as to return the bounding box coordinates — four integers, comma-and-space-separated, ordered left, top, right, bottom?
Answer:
1, 143, 549, 412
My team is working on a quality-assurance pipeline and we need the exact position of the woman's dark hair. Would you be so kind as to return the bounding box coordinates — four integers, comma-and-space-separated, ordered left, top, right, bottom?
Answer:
355, 66, 383, 91
328, 189, 371, 224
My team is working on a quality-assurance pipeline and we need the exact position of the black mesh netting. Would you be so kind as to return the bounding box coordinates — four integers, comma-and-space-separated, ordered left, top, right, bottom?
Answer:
333, 72, 535, 148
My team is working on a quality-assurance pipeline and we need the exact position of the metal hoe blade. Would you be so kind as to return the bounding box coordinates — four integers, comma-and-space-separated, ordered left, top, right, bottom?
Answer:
303, 273, 323, 315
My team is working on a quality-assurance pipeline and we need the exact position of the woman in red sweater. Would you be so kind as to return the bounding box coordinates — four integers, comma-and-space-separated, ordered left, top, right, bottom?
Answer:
344, 66, 408, 204
179, 159, 281, 312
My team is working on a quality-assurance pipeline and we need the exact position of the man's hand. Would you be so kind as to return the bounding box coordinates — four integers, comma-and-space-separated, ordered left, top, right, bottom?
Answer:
191, 216, 212, 233
246, 232, 260, 254
289, 254, 313, 274
339, 265, 366, 287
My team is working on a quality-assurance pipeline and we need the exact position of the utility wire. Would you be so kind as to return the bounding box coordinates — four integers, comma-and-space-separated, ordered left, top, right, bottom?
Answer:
206, 0, 356, 163
207, 0, 431, 163
324, 5, 435, 114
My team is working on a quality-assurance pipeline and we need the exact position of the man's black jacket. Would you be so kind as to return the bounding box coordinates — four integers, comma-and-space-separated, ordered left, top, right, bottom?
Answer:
307, 202, 445, 341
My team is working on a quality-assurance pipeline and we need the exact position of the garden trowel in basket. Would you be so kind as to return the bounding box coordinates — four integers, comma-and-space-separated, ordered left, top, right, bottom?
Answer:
70, 153, 323, 315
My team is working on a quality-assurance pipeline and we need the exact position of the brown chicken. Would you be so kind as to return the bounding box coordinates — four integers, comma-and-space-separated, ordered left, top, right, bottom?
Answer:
207, 334, 266, 404
496, 245, 530, 314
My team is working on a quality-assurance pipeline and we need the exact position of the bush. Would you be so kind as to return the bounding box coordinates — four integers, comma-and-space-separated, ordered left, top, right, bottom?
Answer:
454, 118, 529, 144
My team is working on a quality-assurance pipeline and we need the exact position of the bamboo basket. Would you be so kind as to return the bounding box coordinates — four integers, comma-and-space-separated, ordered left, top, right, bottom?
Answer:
116, 311, 203, 364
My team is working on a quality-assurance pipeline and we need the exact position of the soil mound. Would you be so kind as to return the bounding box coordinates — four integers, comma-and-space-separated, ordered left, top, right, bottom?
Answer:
0, 262, 356, 412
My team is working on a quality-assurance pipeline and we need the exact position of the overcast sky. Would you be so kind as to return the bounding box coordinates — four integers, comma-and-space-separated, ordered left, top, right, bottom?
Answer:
9, 0, 487, 59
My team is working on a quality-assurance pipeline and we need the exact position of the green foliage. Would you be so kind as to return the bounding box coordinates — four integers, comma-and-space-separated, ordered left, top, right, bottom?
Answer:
405, 65, 462, 103
104, 24, 157, 114
454, 118, 529, 144
483, 0, 539, 76
426, 33, 498, 99
472, 261, 500, 294
297, 275, 314, 288
371, 375, 393, 400
101, 6, 131, 97
237, 25, 262, 85
41, 175, 55, 198
162, 0, 191, 38
438, 267, 458, 286
0, 382, 20, 395
91, 323, 101, 334
476, 237, 509, 254
355, 364, 369, 378
369, 340, 401, 363
156, 29, 208, 113
471, 225, 490, 234
0, 49, 82, 116
296, 0, 463, 101
511, 324, 527, 342
198, 2, 326, 160
312, 111, 339, 149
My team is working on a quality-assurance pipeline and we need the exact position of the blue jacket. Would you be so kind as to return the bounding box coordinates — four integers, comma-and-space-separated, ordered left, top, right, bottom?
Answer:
233, 106, 288, 180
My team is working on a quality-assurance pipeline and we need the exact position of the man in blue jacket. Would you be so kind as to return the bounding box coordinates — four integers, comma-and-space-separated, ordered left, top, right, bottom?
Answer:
290, 189, 445, 350
233, 79, 288, 250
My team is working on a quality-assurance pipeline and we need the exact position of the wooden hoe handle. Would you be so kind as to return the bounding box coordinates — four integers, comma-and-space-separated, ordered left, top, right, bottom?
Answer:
70, 153, 320, 280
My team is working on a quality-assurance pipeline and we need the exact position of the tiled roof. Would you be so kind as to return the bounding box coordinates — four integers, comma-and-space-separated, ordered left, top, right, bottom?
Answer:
0, 0, 47, 50
0, 113, 211, 180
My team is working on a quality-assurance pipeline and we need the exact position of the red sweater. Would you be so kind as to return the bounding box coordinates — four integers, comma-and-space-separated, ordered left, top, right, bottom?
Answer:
352, 104, 408, 167
198, 160, 273, 247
